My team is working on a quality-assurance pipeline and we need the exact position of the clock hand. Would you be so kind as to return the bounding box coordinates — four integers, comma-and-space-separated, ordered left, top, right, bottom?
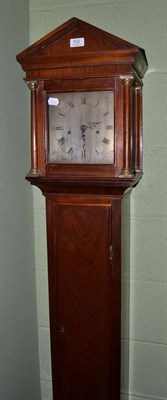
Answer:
88, 121, 103, 129
81, 122, 102, 132
80, 125, 87, 158
81, 124, 88, 134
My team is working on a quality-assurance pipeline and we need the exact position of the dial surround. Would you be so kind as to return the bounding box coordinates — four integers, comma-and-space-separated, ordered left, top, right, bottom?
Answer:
47, 91, 114, 164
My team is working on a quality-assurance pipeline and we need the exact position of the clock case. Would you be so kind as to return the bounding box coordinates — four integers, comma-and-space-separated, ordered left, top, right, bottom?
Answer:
17, 18, 148, 400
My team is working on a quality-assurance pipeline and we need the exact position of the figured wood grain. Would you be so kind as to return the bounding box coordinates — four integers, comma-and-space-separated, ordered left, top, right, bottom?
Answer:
47, 197, 113, 399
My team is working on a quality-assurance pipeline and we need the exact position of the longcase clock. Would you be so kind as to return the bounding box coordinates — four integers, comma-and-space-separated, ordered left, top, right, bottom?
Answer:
17, 18, 148, 400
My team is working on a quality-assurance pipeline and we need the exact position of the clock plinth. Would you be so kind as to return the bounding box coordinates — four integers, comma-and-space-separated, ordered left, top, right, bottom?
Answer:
17, 17, 148, 400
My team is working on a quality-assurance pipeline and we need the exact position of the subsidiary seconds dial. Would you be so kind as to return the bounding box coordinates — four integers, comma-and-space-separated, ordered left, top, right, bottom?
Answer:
47, 91, 114, 164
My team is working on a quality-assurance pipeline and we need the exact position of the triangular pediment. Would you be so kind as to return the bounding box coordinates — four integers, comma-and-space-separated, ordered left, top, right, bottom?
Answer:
17, 18, 141, 60
17, 18, 148, 78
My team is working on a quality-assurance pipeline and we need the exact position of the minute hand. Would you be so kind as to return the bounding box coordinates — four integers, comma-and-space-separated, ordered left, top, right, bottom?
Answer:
88, 121, 102, 129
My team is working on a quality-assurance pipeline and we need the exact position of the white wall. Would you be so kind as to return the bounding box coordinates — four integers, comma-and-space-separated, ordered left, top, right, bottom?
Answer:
29, 1, 167, 400
0, 1, 40, 399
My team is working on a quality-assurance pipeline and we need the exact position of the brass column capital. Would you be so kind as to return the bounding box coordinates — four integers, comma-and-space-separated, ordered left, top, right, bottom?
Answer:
134, 85, 142, 93
26, 80, 39, 91
119, 75, 134, 85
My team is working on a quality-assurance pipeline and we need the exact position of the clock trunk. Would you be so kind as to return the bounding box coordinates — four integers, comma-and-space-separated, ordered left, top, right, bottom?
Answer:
46, 195, 121, 400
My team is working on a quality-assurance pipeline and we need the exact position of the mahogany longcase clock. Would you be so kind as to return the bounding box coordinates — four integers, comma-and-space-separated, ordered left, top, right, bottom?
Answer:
17, 18, 148, 400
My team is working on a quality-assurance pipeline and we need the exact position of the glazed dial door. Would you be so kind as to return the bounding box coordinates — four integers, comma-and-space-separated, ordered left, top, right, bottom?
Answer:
47, 91, 114, 164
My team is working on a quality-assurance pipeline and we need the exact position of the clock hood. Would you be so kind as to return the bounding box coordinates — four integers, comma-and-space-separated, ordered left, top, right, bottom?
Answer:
16, 17, 148, 80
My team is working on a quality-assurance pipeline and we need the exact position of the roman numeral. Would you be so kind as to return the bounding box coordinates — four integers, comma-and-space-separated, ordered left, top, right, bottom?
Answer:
58, 137, 65, 145
103, 111, 110, 117
59, 113, 66, 116
56, 126, 63, 130
106, 125, 113, 130
68, 147, 74, 155
103, 138, 110, 145
81, 96, 86, 105
68, 101, 74, 108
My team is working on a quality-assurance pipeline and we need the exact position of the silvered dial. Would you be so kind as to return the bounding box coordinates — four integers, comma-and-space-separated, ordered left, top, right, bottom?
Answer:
47, 91, 114, 164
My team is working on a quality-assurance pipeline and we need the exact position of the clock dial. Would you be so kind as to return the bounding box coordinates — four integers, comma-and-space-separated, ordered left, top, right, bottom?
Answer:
47, 91, 114, 164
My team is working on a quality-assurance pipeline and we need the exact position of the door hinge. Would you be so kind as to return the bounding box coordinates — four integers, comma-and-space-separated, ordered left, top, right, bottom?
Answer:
109, 245, 113, 261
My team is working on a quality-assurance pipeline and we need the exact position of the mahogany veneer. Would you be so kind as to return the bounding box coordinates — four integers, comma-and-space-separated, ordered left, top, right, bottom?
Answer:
17, 18, 148, 400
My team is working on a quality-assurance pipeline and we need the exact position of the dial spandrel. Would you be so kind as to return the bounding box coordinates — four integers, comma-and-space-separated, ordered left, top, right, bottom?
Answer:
47, 91, 114, 164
